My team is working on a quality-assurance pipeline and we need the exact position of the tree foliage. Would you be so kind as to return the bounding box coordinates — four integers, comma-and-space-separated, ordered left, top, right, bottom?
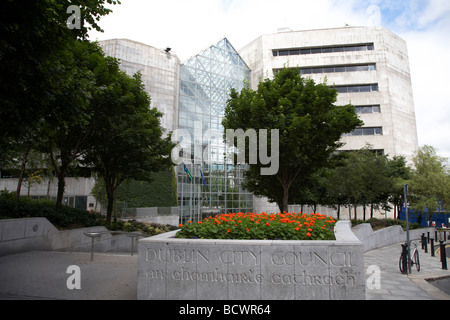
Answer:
82, 68, 175, 224
0, 0, 120, 145
223, 68, 363, 212
409, 145, 450, 218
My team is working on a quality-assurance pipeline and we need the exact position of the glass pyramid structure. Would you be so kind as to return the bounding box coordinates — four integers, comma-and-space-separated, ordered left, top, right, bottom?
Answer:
177, 38, 253, 223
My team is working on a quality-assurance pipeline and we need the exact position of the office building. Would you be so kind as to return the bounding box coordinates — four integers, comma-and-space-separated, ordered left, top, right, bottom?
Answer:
239, 26, 419, 160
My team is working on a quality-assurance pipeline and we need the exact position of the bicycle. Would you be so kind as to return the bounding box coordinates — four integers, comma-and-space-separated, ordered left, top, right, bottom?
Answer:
399, 241, 420, 273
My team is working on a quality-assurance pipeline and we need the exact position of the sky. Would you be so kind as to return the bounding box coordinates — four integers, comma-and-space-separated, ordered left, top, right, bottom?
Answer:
88, 0, 450, 161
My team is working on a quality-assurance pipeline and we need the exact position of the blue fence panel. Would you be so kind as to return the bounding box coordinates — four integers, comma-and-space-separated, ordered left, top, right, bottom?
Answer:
399, 208, 450, 228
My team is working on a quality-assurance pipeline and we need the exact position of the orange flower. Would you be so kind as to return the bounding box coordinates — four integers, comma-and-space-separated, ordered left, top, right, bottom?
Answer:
306, 232, 311, 237
266, 222, 270, 226
227, 228, 231, 233
198, 221, 202, 224
179, 224, 183, 228
295, 227, 300, 231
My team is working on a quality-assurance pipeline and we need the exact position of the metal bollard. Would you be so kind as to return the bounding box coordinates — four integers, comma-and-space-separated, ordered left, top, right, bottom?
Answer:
430, 239, 435, 257
84, 232, 102, 262
424, 236, 428, 253
401, 243, 409, 274
427, 231, 430, 243
421, 233, 425, 249
439, 241, 447, 270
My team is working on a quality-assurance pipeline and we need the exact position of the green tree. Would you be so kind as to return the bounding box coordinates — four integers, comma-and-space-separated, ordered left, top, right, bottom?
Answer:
83, 67, 175, 224
386, 156, 412, 218
328, 148, 395, 220
0, 0, 120, 145
223, 68, 363, 212
39, 39, 102, 208
409, 145, 449, 222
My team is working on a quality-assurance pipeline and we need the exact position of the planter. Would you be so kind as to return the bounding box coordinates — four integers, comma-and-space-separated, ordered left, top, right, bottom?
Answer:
137, 220, 365, 300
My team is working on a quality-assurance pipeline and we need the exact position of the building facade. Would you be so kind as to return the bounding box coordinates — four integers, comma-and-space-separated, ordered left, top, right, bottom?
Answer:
176, 38, 254, 223
99, 39, 181, 133
239, 26, 419, 161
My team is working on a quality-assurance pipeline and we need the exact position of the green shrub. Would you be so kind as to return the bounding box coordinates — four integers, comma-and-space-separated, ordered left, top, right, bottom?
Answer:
0, 191, 178, 235
351, 218, 421, 231
0, 191, 99, 228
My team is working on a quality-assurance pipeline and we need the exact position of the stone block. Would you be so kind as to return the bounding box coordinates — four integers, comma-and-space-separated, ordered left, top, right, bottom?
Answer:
137, 221, 365, 300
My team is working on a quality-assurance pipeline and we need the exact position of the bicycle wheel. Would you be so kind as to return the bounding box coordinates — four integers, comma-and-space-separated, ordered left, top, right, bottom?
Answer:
399, 255, 405, 273
414, 250, 420, 272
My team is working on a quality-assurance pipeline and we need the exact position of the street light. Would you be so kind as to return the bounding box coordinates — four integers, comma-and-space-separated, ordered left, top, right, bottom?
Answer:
404, 184, 412, 274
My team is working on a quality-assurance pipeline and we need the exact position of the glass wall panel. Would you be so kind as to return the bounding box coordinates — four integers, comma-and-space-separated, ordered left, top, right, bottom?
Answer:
177, 38, 253, 223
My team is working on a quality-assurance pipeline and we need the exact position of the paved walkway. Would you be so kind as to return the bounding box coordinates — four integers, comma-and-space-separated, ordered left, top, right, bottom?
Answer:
0, 242, 449, 300
365, 242, 450, 300
0, 251, 138, 300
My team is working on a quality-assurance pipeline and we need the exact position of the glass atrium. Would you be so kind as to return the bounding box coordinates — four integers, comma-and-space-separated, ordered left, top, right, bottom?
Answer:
176, 38, 253, 223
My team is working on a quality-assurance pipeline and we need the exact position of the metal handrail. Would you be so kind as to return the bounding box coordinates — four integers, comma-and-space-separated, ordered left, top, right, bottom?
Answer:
84, 230, 144, 261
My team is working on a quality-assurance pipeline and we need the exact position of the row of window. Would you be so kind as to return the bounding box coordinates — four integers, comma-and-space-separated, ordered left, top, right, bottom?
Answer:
334, 84, 379, 93
343, 127, 383, 137
354, 105, 381, 114
272, 43, 374, 57
298, 64, 376, 75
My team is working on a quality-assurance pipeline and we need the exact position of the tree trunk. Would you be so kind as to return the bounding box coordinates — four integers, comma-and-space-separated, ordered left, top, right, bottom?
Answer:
16, 145, 31, 200
56, 172, 66, 209
282, 185, 289, 213
106, 193, 114, 225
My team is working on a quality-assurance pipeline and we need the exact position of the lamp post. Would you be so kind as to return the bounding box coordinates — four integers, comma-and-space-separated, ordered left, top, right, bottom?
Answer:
404, 184, 412, 274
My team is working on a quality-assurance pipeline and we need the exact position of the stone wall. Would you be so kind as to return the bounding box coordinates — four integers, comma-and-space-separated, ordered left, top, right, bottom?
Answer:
137, 221, 365, 300
351, 223, 436, 252
0, 218, 138, 257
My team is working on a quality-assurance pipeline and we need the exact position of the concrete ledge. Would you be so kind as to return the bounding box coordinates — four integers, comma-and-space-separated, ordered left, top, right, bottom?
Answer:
137, 220, 365, 300
351, 223, 437, 252
0, 218, 141, 257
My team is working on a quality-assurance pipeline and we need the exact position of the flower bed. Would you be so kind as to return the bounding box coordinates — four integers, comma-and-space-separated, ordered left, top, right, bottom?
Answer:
176, 212, 336, 241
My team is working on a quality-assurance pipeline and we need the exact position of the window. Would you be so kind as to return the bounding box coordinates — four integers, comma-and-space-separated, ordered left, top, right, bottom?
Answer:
272, 43, 374, 57
343, 127, 383, 136
354, 105, 381, 114
294, 64, 376, 75
333, 84, 379, 93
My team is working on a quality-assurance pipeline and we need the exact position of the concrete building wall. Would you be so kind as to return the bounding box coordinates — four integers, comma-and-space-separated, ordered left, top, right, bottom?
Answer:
0, 178, 98, 212
238, 26, 419, 162
99, 39, 181, 133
